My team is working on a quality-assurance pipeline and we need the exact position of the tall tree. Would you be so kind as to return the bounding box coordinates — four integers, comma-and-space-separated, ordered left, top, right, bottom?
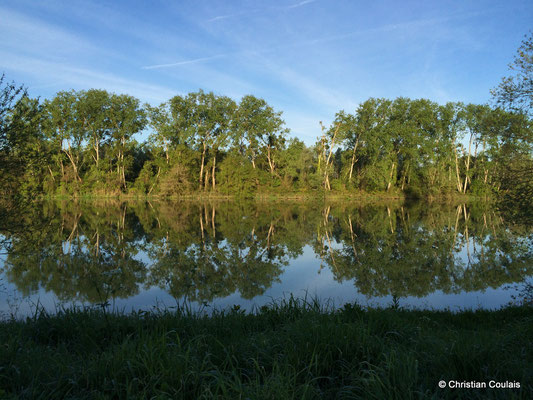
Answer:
45, 91, 84, 183
0, 74, 27, 152
233, 95, 287, 177
0, 74, 28, 194
317, 121, 341, 190
108, 94, 146, 189
146, 102, 174, 165
170, 90, 235, 190
77, 89, 111, 170
491, 32, 533, 116
491, 33, 533, 220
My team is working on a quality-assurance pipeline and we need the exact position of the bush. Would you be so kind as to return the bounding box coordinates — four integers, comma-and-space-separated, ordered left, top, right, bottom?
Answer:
158, 163, 191, 197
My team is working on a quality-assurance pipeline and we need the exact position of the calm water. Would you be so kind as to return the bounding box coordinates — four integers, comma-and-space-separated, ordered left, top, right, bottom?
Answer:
1, 200, 531, 317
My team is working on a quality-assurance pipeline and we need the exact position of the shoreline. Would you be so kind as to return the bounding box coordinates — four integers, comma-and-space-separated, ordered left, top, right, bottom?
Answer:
34, 191, 488, 203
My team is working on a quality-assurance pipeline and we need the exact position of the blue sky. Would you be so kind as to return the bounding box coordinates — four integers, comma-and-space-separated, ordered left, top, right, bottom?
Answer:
1, 0, 531, 144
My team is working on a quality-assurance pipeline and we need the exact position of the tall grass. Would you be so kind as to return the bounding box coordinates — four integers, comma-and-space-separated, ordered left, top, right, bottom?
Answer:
0, 298, 531, 399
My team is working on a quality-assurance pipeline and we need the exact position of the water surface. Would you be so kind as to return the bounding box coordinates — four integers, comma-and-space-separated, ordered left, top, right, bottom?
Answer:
1, 200, 531, 317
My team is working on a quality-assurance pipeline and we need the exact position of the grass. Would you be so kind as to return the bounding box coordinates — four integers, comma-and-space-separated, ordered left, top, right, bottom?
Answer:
0, 298, 531, 399
40, 189, 485, 202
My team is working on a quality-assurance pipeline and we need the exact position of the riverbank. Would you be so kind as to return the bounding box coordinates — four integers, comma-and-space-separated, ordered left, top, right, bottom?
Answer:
0, 300, 530, 399
37, 189, 488, 203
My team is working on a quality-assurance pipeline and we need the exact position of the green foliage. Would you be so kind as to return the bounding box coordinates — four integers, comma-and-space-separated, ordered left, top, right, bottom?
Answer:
158, 163, 192, 197
233, 95, 288, 174
490, 33, 533, 224
492, 31, 533, 116
217, 153, 258, 197
0, 73, 531, 200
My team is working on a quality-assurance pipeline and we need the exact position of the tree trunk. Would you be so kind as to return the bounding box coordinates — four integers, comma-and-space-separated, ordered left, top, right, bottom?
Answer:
122, 137, 127, 189
453, 141, 463, 193
463, 132, 474, 193
323, 124, 339, 191
324, 174, 331, 190
387, 162, 395, 191
211, 154, 216, 190
63, 145, 81, 182
204, 167, 209, 191
267, 145, 275, 175
348, 137, 359, 182
95, 139, 99, 168
148, 167, 161, 195
47, 165, 55, 182
199, 142, 206, 189
249, 138, 256, 169
401, 162, 409, 191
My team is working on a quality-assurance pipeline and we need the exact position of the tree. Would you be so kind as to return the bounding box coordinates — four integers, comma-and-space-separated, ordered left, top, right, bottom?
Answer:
0, 74, 27, 151
44, 91, 84, 183
277, 138, 314, 189
435, 102, 463, 194
5, 97, 50, 195
169, 90, 235, 190
233, 95, 288, 178
0, 74, 28, 194
108, 94, 147, 189
491, 32, 533, 116
317, 120, 341, 190
491, 32, 533, 222
146, 102, 174, 165
77, 89, 111, 170
350, 98, 392, 192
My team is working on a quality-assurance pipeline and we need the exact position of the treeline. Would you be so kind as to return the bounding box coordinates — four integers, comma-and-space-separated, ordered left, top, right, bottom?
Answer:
1, 78, 532, 198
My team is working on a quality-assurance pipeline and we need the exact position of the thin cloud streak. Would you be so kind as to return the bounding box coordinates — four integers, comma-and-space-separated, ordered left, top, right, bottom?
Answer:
207, 10, 261, 23
206, 0, 318, 23
300, 10, 489, 47
142, 54, 227, 70
148, 11, 486, 72
287, 0, 317, 10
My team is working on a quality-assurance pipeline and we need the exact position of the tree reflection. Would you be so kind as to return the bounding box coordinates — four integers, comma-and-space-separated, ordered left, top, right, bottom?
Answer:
318, 202, 532, 298
0, 199, 531, 306
145, 202, 294, 302
2, 202, 147, 304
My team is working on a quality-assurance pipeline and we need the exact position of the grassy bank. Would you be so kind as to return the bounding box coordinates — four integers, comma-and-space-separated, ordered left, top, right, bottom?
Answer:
38, 188, 489, 202
0, 300, 531, 399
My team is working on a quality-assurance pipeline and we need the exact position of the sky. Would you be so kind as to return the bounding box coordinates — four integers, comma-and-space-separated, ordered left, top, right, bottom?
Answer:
1, 0, 532, 144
